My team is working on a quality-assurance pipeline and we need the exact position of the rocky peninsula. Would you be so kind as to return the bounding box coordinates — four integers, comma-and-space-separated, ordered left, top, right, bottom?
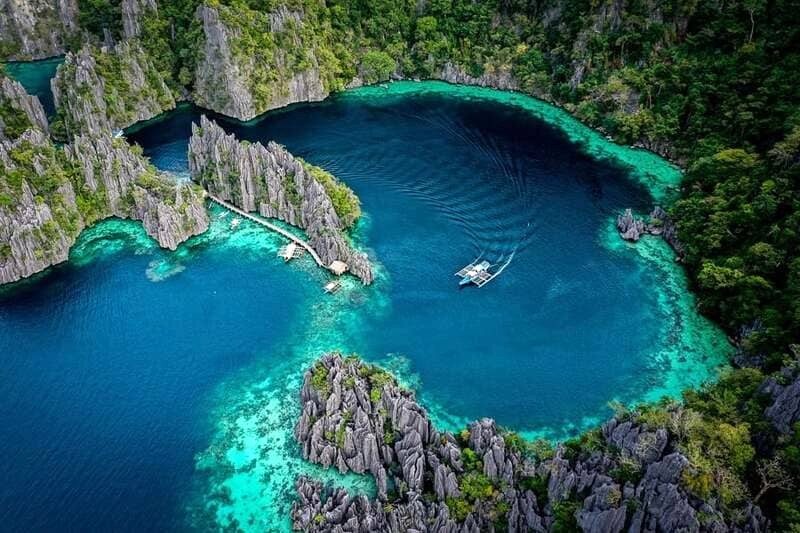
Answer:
292, 353, 770, 532
188, 116, 373, 284
0, 72, 207, 284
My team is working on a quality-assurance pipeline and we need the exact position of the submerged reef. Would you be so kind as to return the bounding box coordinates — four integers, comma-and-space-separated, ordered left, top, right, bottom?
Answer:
292, 353, 769, 532
188, 116, 372, 284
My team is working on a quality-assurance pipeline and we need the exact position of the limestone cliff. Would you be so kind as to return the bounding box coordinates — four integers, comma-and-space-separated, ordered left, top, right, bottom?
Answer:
121, 0, 157, 40
192, 3, 329, 121
52, 41, 176, 137
188, 116, 372, 283
762, 365, 800, 435
293, 353, 766, 532
436, 62, 519, 92
0, 75, 207, 285
0, 74, 48, 136
0, 0, 78, 60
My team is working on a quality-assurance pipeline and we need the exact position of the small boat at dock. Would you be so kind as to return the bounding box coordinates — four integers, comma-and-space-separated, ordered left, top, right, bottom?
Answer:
230, 217, 241, 229
278, 242, 305, 262
324, 280, 342, 294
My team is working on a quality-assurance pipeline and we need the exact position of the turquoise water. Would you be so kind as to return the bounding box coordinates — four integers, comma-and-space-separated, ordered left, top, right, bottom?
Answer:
3, 56, 63, 116
0, 80, 729, 531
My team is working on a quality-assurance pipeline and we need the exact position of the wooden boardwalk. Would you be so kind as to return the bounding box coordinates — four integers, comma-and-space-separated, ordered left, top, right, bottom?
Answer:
206, 194, 324, 267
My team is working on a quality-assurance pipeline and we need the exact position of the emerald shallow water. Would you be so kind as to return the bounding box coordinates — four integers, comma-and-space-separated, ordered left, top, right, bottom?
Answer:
0, 77, 728, 531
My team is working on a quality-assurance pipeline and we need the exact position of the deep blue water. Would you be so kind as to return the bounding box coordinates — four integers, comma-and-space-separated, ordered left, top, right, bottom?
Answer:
0, 81, 729, 531
129, 94, 662, 429
0, 223, 316, 530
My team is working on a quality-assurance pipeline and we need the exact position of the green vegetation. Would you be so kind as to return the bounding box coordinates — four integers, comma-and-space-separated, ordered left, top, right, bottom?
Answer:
551, 500, 581, 533
78, 0, 123, 41
310, 362, 330, 396
359, 50, 395, 84
0, 96, 33, 140
302, 161, 361, 228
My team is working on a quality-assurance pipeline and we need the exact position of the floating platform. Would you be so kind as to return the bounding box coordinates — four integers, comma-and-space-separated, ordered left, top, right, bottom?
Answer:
278, 242, 305, 262
455, 260, 496, 288
324, 280, 342, 294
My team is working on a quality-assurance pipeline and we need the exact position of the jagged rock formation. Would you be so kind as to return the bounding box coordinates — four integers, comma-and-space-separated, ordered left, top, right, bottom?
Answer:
192, 3, 329, 121
0, 74, 49, 136
436, 62, 519, 92
52, 41, 176, 137
121, 0, 157, 39
0, 75, 207, 285
762, 366, 800, 435
617, 206, 684, 255
292, 354, 764, 532
188, 116, 372, 283
0, 0, 78, 60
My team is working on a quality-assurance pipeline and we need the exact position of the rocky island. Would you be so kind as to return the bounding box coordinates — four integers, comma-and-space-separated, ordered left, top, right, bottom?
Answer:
292, 353, 778, 532
188, 116, 372, 284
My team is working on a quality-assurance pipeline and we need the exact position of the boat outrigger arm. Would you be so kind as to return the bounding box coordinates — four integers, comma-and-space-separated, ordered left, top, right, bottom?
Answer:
455, 254, 513, 288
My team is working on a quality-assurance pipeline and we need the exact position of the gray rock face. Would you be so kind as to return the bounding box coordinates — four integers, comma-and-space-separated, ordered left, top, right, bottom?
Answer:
52, 42, 176, 137
192, 5, 256, 121
0, 129, 74, 284
188, 116, 372, 283
0, 0, 78, 60
0, 75, 48, 138
763, 369, 800, 435
617, 208, 647, 241
66, 134, 209, 249
617, 206, 685, 256
291, 353, 766, 533
192, 4, 328, 121
121, 0, 157, 39
436, 62, 519, 92
1, 76, 207, 285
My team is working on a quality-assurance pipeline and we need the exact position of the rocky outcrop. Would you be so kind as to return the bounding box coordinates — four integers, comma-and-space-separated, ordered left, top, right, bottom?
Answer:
1, 76, 207, 285
762, 367, 800, 435
437, 62, 519, 92
0, 128, 76, 283
0, 0, 78, 60
617, 206, 685, 255
292, 353, 762, 532
121, 0, 158, 39
617, 208, 647, 241
188, 116, 372, 283
0, 75, 48, 138
65, 134, 209, 249
52, 42, 176, 137
192, 3, 328, 121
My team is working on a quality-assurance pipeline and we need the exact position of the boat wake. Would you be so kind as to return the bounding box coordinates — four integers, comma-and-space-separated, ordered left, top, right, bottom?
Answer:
313, 101, 545, 278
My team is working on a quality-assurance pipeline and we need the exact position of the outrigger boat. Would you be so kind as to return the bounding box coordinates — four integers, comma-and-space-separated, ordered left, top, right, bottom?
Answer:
323, 280, 342, 294
455, 260, 493, 287
278, 242, 305, 262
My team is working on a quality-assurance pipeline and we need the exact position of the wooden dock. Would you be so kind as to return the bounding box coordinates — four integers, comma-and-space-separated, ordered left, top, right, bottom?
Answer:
206, 194, 324, 267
